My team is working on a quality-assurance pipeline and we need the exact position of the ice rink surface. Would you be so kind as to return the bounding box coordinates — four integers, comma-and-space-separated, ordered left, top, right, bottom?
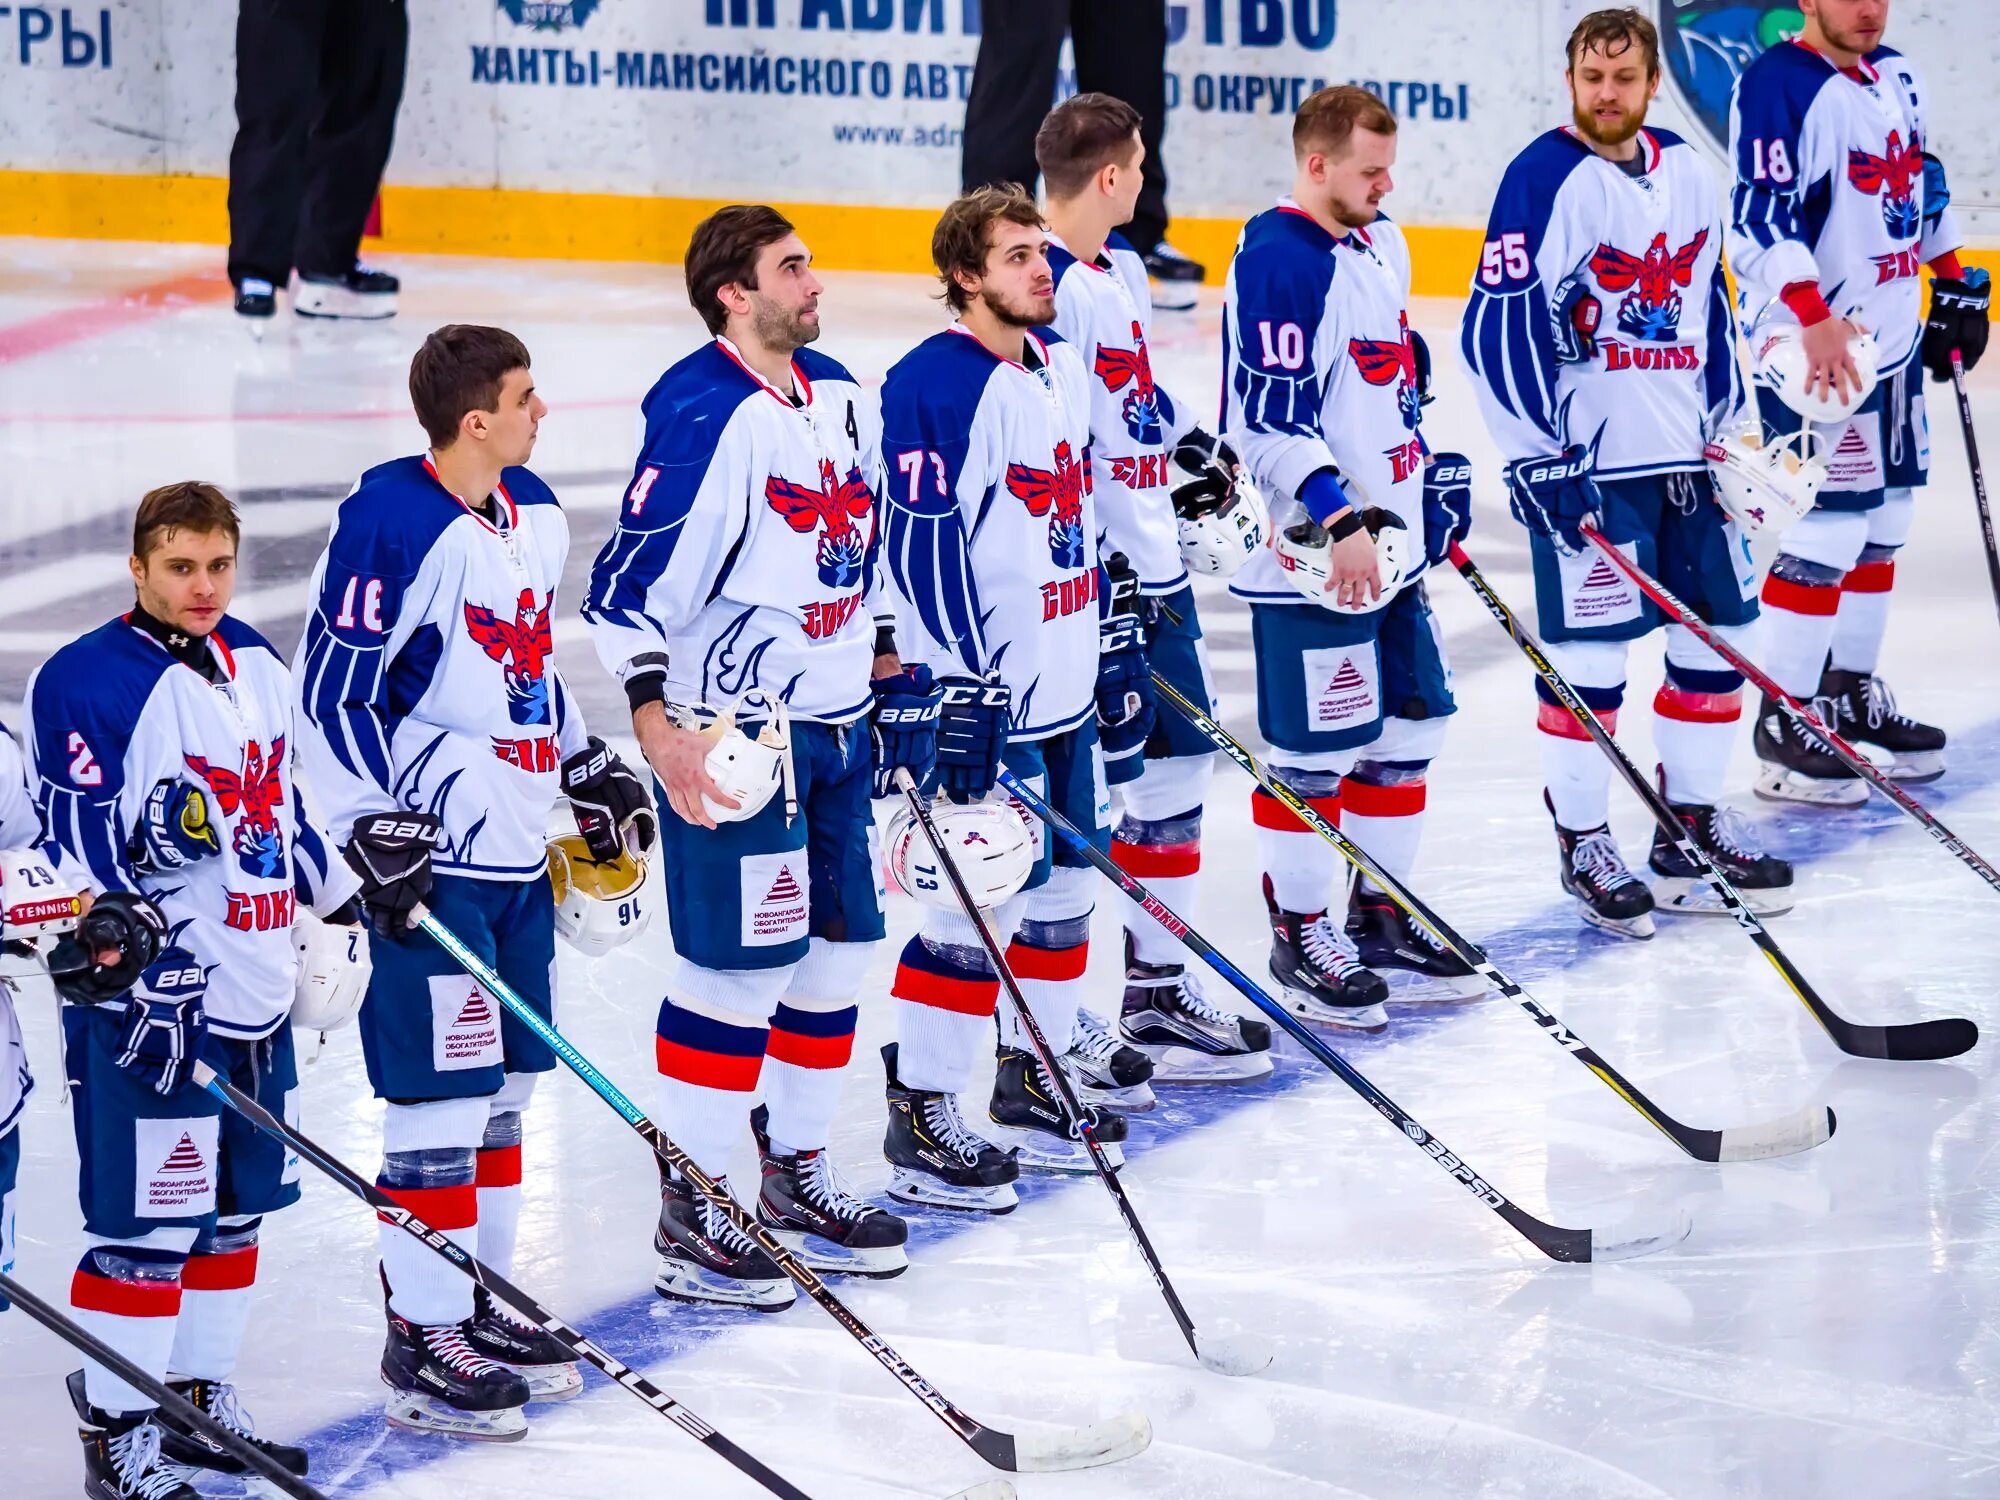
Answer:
0, 242, 1997, 1499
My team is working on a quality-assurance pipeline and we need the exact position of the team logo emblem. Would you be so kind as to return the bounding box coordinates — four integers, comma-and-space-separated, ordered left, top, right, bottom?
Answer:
1657, 2, 1804, 152
764, 459, 875, 588
183, 737, 287, 880
1590, 230, 1707, 341
1092, 323, 1163, 444
1348, 313, 1421, 430
1005, 440, 1089, 570
497, 0, 598, 31
1847, 130, 1924, 240
464, 589, 554, 726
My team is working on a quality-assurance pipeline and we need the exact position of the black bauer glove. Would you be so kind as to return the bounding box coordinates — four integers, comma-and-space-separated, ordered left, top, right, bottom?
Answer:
48, 890, 168, 1005
562, 735, 658, 863
344, 811, 443, 939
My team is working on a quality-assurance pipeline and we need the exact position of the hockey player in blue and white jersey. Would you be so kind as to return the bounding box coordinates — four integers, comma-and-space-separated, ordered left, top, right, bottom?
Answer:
295, 327, 651, 1436
1727, 0, 1979, 801
1224, 87, 1479, 1026
28, 482, 362, 1499
879, 184, 1144, 1201
1461, 8, 1793, 935
1036, 92, 1273, 1094
582, 205, 922, 1308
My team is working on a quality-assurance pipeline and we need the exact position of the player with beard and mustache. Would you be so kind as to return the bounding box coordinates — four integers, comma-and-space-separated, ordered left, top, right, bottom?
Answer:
1459, 8, 1789, 936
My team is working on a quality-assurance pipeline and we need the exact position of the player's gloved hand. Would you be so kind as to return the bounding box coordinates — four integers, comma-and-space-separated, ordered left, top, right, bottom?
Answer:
1549, 268, 1603, 364
1169, 427, 1239, 477
1410, 329, 1435, 406
1505, 445, 1602, 557
561, 736, 658, 863
1421, 451, 1475, 566
1922, 268, 1989, 382
132, 779, 220, 875
936, 674, 1011, 805
1096, 551, 1156, 780
48, 890, 167, 1005
870, 663, 942, 799
344, 811, 443, 939
116, 946, 207, 1097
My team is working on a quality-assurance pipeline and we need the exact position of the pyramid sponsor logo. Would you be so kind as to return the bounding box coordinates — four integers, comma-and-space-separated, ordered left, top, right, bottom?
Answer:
135, 1117, 218, 1217
161, 1132, 206, 1175
1826, 423, 1877, 488
1305, 648, 1379, 730
743, 853, 810, 946
1568, 548, 1639, 623
430, 976, 502, 1070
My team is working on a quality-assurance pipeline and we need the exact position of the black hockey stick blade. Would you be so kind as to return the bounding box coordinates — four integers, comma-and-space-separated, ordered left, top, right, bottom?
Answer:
1831, 1012, 1980, 1062
969, 1413, 1156, 1474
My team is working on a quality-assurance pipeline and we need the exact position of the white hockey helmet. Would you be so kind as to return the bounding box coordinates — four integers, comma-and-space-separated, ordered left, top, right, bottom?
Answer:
547, 833, 651, 956
0, 846, 82, 975
291, 908, 370, 1033
1174, 465, 1268, 578
883, 799, 1035, 911
1704, 424, 1827, 537
680, 691, 795, 824
1273, 502, 1414, 614
1751, 318, 1880, 425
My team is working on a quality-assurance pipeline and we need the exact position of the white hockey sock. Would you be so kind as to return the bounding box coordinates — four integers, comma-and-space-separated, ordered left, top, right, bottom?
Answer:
378, 1097, 487, 1328
1654, 627, 1749, 807
1252, 782, 1341, 914
761, 937, 870, 1152
1829, 556, 1895, 675
168, 1217, 259, 1381
1340, 776, 1426, 893
891, 899, 1023, 1094
1114, 755, 1210, 967
1759, 571, 1842, 698
73, 1230, 196, 1414
655, 963, 791, 1178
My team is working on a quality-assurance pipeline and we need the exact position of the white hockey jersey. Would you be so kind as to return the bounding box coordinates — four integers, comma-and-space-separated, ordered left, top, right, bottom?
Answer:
1728, 41, 1964, 372
295, 456, 588, 882
1461, 127, 1741, 478
1223, 202, 1426, 605
1048, 230, 1198, 595
880, 324, 1099, 740
0, 724, 46, 1135
583, 340, 883, 724
28, 617, 357, 1040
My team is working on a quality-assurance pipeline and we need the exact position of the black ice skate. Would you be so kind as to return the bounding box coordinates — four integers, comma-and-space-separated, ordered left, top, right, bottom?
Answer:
1820, 668, 1946, 783
750, 1103, 909, 1278
69, 1371, 200, 1500
1549, 792, 1656, 939
1119, 933, 1273, 1082
1753, 692, 1867, 806
232, 278, 276, 320
464, 1285, 583, 1400
988, 1043, 1128, 1174
882, 1043, 1020, 1213
293, 264, 399, 320
1647, 768, 1795, 917
1263, 874, 1389, 1030
1067, 1004, 1159, 1110
1143, 240, 1205, 311
1346, 888, 1487, 1000
380, 1307, 530, 1441
147, 1372, 310, 1481
653, 1168, 796, 1311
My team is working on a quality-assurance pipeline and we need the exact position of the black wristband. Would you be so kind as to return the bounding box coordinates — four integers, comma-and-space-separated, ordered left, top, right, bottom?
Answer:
873, 622, 897, 658
1325, 507, 1366, 543
623, 673, 666, 712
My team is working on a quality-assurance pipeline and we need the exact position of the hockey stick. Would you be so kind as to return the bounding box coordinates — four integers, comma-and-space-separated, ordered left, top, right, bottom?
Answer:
1949, 351, 2000, 631
1156, 672, 1825, 1160
187, 1065, 968, 1500
894, 769, 1271, 1375
1452, 539, 1972, 1064
997, 770, 1686, 1263
415, 909, 1148, 1475
0, 1271, 328, 1500
1580, 523, 2000, 912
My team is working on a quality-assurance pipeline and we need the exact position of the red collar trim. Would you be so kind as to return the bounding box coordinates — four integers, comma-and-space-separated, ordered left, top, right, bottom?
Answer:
714, 336, 812, 408
421, 455, 516, 534
946, 321, 1048, 372
1276, 198, 1369, 250
1790, 37, 1877, 82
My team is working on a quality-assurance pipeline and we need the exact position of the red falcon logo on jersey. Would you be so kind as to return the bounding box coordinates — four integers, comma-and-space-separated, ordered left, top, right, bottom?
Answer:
184, 736, 286, 880
1847, 130, 1923, 240
1006, 440, 1088, 569
764, 459, 875, 589
1348, 311, 1421, 429
1590, 229, 1706, 342
1093, 323, 1164, 444
464, 589, 554, 727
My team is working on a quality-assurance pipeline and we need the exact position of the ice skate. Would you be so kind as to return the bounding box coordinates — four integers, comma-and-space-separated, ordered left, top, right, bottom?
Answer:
1119, 933, 1274, 1081
751, 1103, 909, 1277
653, 1169, 796, 1311
1066, 1004, 1158, 1110
1753, 692, 1868, 806
464, 1285, 584, 1400
1820, 667, 1945, 783
1647, 769, 1795, 917
1263, 874, 1389, 1030
987, 1043, 1127, 1174
1346, 888, 1487, 1000
1549, 792, 1656, 939
882, 1042, 1019, 1213
380, 1309, 530, 1441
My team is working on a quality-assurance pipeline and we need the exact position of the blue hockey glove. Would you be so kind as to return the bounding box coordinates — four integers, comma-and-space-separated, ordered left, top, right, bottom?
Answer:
1421, 450, 1474, 566
1549, 267, 1603, 365
1923, 267, 1989, 382
870, 663, 942, 799
1505, 445, 1602, 557
936, 674, 1011, 804
1096, 551, 1156, 782
117, 946, 207, 1097
132, 779, 220, 874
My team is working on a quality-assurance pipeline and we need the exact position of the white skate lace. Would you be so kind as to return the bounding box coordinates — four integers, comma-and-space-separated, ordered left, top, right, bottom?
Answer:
1166, 970, 1238, 1026
422, 1323, 503, 1379
1859, 675, 1918, 731
921, 1093, 992, 1165
109, 1423, 194, 1500
1070, 1007, 1126, 1065
1804, 694, 1848, 750
1300, 914, 1369, 979
695, 1181, 767, 1257
795, 1150, 872, 1222
1705, 806, 1767, 862
1573, 829, 1643, 893
202, 1382, 257, 1439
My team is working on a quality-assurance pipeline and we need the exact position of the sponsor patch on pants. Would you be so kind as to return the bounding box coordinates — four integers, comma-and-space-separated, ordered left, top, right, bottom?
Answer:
430, 975, 503, 1072
1557, 542, 1643, 628
1822, 415, 1884, 492
133, 1115, 220, 1220
1300, 645, 1381, 733
740, 851, 810, 947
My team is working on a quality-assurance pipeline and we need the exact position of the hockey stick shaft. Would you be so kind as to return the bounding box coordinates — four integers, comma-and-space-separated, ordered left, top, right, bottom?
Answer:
996, 769, 1609, 1258
1949, 352, 2000, 630
1580, 524, 2000, 900
0, 1271, 328, 1500
191, 1063, 819, 1500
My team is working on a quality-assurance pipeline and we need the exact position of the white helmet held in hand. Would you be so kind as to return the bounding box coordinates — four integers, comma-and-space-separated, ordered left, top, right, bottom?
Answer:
547, 833, 651, 956
1752, 317, 1880, 425
679, 692, 795, 824
1705, 424, 1827, 537
1174, 465, 1268, 578
1274, 502, 1414, 614
883, 799, 1035, 911
0, 846, 82, 976
291, 908, 370, 1033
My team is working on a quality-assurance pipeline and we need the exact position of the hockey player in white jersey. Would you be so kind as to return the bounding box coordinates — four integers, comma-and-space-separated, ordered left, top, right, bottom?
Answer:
879, 184, 1143, 1202
1224, 86, 1479, 1025
1035, 92, 1272, 1093
1728, 0, 1980, 800
582, 205, 923, 1308
296, 327, 652, 1436
28, 482, 363, 1498
1461, 8, 1793, 934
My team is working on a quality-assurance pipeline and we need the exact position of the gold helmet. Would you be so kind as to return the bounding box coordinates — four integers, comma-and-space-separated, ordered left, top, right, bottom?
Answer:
547, 834, 651, 957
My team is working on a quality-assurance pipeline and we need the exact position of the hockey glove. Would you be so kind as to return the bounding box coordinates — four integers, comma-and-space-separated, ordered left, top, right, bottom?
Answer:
116, 946, 207, 1097
47, 890, 168, 1006
870, 663, 942, 799
562, 736, 658, 863
1169, 427, 1239, 478
1421, 450, 1475, 567
132, 779, 220, 875
344, 811, 443, 939
1410, 329, 1435, 406
936, 674, 1011, 805
1096, 551, 1156, 781
1505, 445, 1602, 558
1549, 267, 1603, 365
1922, 268, 1989, 382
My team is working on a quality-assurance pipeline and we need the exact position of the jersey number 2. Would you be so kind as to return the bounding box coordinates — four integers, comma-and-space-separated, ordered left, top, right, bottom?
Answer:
67, 732, 102, 787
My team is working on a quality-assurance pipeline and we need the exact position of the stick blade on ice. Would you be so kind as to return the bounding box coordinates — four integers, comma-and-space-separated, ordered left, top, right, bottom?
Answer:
1008, 1412, 1153, 1472
1713, 1105, 1836, 1163
1587, 1206, 1694, 1263
1195, 1327, 1275, 1377
1879, 1016, 1979, 1062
